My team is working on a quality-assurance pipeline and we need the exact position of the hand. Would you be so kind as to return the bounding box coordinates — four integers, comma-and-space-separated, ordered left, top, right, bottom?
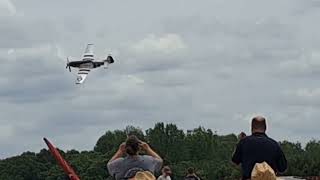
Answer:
108, 142, 126, 163
238, 132, 246, 140
139, 141, 150, 151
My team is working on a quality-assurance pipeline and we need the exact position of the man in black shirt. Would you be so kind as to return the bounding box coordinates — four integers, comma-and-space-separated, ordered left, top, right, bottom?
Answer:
232, 116, 287, 180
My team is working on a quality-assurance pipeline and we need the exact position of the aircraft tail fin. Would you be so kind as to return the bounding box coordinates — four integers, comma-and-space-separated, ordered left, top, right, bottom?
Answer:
105, 55, 114, 64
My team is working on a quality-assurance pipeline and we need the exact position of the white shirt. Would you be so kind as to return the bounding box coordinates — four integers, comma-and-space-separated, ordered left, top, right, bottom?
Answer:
157, 175, 171, 180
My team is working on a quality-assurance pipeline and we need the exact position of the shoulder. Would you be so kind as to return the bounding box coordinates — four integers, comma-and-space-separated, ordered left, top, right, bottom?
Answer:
236, 134, 266, 147
107, 158, 125, 175
243, 134, 257, 141
237, 135, 253, 146
266, 136, 279, 144
268, 138, 282, 152
240, 134, 255, 142
141, 155, 162, 162
138, 155, 162, 166
242, 134, 274, 143
108, 157, 124, 166
140, 155, 154, 161
158, 175, 170, 180
265, 136, 282, 149
157, 175, 164, 180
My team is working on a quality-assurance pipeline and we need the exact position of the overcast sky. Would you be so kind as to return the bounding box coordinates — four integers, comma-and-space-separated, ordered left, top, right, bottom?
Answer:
1, 0, 320, 158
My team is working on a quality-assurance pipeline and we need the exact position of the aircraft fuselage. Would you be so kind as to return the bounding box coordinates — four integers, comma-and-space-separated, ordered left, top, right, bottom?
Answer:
68, 60, 104, 69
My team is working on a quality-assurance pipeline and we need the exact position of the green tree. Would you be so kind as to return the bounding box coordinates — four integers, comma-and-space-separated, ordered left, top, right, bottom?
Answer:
94, 130, 126, 154
1, 123, 320, 179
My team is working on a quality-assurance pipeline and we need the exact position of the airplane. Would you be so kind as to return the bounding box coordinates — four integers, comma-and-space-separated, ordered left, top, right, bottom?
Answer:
65, 44, 115, 84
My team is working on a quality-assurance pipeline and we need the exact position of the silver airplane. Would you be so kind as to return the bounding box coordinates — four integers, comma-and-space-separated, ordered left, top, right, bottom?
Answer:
66, 44, 114, 84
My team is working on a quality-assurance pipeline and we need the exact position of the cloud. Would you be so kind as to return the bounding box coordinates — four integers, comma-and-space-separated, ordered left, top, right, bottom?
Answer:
131, 34, 187, 54
0, 0, 16, 16
0, 15, 60, 49
0, 44, 72, 104
7, 48, 14, 55
0, 124, 14, 141
127, 75, 145, 85
283, 88, 320, 107
294, 88, 320, 99
1, 0, 320, 158
277, 50, 320, 76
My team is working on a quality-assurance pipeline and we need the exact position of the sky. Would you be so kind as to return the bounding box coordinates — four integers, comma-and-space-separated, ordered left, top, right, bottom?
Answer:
0, 0, 320, 158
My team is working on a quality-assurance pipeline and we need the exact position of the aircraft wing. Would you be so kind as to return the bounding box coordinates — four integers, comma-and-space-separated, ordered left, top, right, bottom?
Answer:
76, 68, 90, 84
82, 44, 94, 61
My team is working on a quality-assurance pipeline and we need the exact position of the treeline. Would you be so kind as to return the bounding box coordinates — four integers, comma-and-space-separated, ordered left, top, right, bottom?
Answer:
0, 123, 320, 179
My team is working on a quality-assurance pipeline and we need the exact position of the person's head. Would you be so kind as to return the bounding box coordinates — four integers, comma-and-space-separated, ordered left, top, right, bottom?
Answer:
162, 166, 171, 176
251, 116, 267, 133
187, 167, 195, 175
125, 135, 141, 156
129, 171, 156, 180
251, 162, 277, 180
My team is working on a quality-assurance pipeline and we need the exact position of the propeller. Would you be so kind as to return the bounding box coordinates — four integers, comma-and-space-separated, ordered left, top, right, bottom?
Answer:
56, 44, 70, 72
66, 57, 71, 72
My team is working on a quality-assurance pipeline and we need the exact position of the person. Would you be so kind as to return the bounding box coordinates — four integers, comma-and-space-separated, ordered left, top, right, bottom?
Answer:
133, 171, 156, 180
157, 166, 172, 180
107, 135, 163, 180
184, 167, 200, 180
251, 162, 277, 180
232, 116, 287, 180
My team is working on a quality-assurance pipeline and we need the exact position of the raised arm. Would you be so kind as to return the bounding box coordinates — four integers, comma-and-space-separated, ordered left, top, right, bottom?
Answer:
140, 141, 162, 161
232, 132, 246, 165
108, 143, 126, 163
